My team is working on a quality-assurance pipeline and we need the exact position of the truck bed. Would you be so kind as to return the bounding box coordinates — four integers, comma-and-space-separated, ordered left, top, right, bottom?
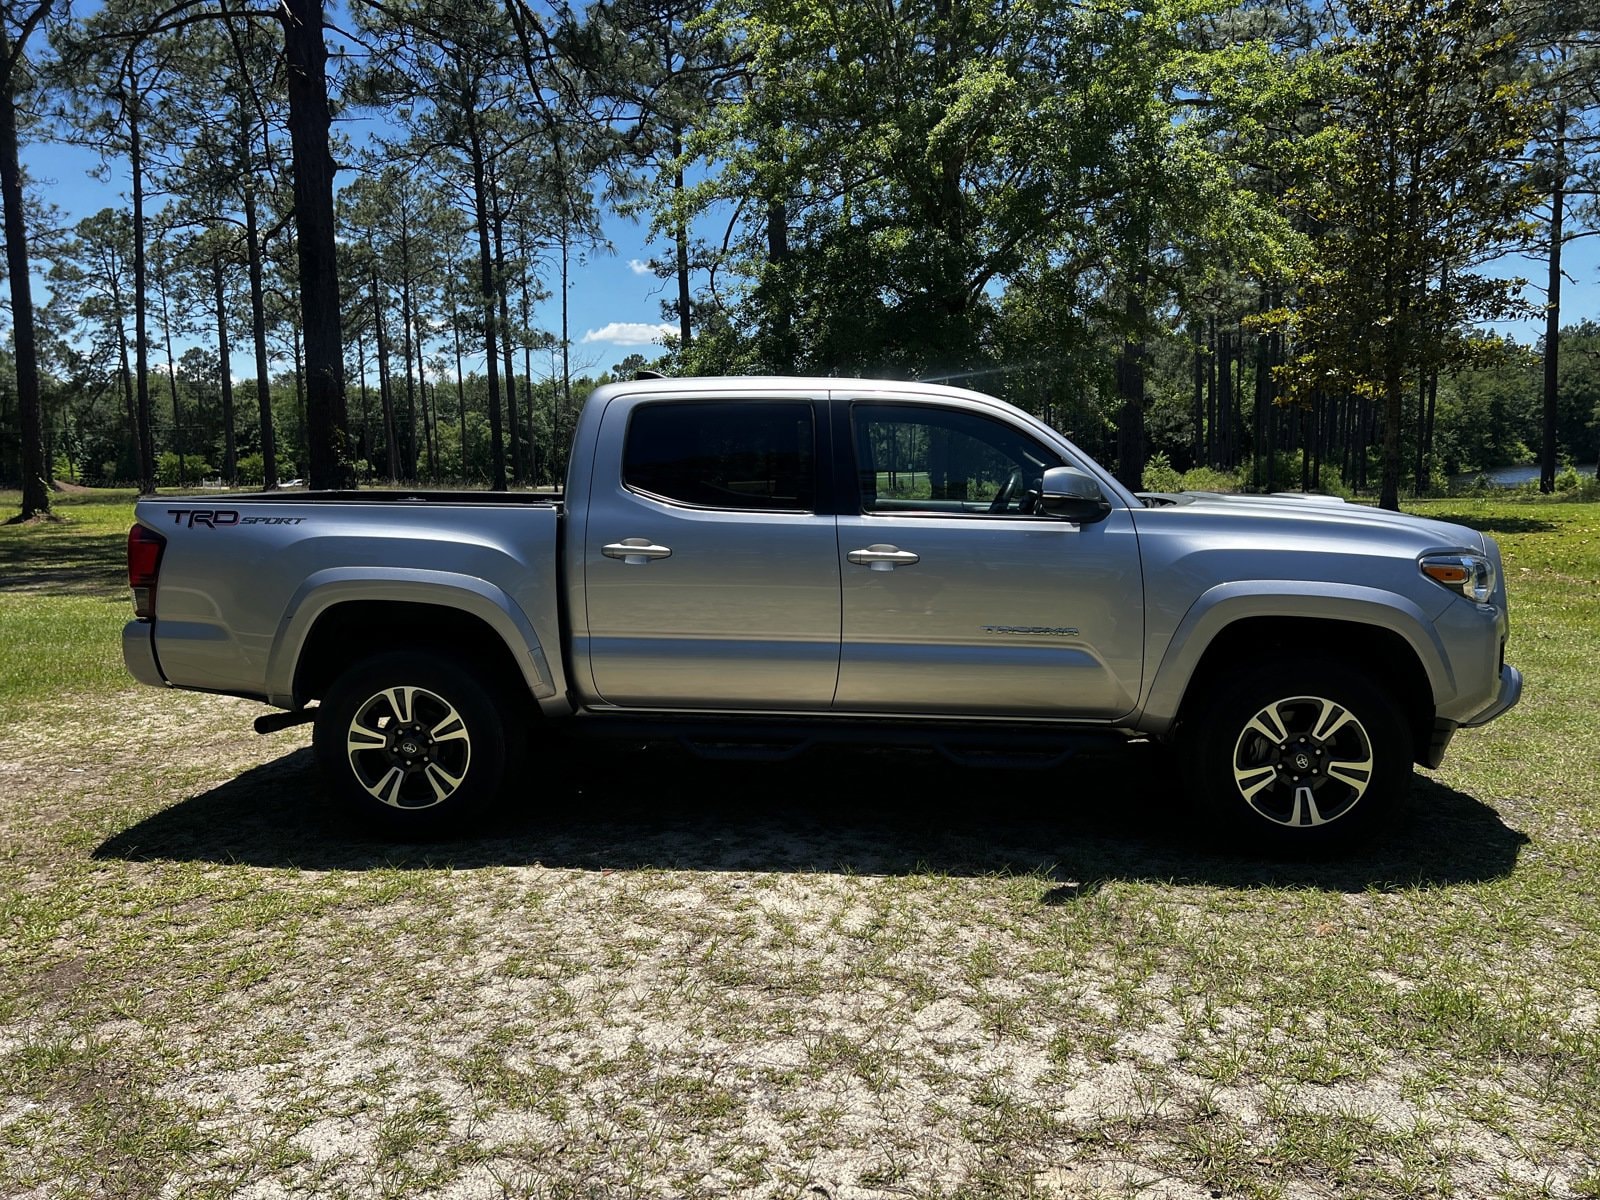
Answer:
166, 489, 564, 506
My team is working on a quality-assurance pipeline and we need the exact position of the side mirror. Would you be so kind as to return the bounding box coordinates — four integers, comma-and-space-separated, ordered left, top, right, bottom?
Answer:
1037, 466, 1113, 523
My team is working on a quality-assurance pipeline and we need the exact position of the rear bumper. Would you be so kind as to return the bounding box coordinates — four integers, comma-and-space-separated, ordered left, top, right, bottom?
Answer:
122, 620, 167, 688
1462, 664, 1522, 728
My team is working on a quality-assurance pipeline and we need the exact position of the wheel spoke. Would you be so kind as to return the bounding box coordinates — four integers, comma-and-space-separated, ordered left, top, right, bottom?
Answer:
347, 728, 386, 755
429, 714, 468, 744
1311, 698, 1354, 742
1288, 785, 1328, 826
1245, 704, 1290, 746
364, 766, 406, 806
388, 687, 415, 725
1233, 763, 1278, 801
1325, 754, 1373, 790
423, 762, 464, 801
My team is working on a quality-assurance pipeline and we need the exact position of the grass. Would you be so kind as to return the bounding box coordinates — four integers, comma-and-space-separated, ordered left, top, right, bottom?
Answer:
0, 490, 136, 711
1, 487, 1598, 1197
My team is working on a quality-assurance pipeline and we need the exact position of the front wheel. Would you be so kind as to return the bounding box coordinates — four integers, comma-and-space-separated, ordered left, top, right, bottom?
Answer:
1179, 661, 1413, 852
313, 651, 519, 835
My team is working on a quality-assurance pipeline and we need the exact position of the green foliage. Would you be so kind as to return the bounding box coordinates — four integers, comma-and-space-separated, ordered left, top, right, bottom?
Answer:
155, 452, 215, 488
1266, 0, 1541, 508
1432, 347, 1541, 475
1130, 452, 1251, 493
666, 0, 1300, 419
235, 454, 266, 487
1143, 452, 1184, 492
1178, 464, 1249, 492
11, 0, 1598, 504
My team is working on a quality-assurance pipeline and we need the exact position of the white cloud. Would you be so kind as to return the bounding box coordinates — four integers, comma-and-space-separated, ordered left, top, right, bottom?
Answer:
581, 321, 676, 346
627, 258, 653, 276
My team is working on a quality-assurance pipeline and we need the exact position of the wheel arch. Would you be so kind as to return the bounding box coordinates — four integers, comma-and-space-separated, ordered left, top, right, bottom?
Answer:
1144, 586, 1447, 762
266, 570, 562, 711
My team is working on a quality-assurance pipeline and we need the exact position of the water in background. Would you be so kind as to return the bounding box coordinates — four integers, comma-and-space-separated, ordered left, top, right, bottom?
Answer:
1454, 463, 1598, 487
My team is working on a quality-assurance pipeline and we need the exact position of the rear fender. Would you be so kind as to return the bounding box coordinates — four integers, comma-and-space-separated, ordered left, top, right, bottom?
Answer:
265, 568, 565, 711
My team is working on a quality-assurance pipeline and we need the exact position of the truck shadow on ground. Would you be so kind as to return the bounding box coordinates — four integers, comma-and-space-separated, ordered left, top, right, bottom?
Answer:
94, 741, 1529, 894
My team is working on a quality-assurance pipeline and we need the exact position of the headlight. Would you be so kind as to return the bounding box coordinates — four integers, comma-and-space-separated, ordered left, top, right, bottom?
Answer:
1420, 553, 1495, 604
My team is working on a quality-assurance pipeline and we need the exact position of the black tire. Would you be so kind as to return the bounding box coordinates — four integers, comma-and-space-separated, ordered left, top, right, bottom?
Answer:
313, 650, 520, 835
1178, 660, 1413, 853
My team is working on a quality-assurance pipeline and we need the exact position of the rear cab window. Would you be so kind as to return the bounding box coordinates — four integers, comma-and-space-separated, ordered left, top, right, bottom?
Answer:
624, 401, 817, 512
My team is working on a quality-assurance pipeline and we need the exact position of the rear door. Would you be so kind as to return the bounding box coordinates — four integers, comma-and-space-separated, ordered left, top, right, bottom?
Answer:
833, 396, 1143, 719
580, 391, 841, 709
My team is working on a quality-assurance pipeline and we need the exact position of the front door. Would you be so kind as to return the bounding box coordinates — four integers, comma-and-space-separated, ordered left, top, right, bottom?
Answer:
834, 399, 1143, 719
581, 392, 841, 709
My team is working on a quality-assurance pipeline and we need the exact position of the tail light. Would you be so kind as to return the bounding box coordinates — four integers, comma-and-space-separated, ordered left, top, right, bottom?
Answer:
127, 524, 166, 618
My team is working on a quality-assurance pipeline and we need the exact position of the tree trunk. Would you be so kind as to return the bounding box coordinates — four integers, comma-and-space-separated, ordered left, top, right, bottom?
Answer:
451, 291, 468, 479
489, 178, 521, 483
1422, 367, 1437, 492
1205, 317, 1217, 467
117, 322, 140, 483
1253, 330, 1268, 489
1303, 390, 1314, 492
1379, 361, 1403, 511
1217, 329, 1232, 469
1541, 102, 1565, 494
1113, 292, 1146, 493
371, 272, 399, 479
213, 256, 238, 482
1413, 371, 1427, 492
282, 0, 351, 490
0, 78, 47, 517
244, 185, 277, 489
468, 122, 506, 491
399, 269, 418, 481
355, 327, 370, 469
421, 374, 437, 480
131, 109, 155, 495
560, 216, 572, 447
520, 275, 538, 483
292, 322, 306, 457
1190, 322, 1204, 468
766, 195, 793, 371
673, 127, 691, 349
159, 272, 185, 488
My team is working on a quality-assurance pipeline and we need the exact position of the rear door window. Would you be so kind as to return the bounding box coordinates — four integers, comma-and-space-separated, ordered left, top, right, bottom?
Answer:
624, 401, 817, 512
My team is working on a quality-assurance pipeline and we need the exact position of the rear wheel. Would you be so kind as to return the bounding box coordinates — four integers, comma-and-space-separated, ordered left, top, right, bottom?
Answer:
1179, 661, 1413, 852
313, 651, 519, 835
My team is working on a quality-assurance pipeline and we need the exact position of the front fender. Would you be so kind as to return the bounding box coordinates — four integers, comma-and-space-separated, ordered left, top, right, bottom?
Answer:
264, 568, 563, 709
1138, 581, 1452, 733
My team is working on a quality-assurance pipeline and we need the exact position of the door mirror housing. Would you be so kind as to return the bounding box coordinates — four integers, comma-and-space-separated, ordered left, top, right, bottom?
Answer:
1037, 467, 1113, 523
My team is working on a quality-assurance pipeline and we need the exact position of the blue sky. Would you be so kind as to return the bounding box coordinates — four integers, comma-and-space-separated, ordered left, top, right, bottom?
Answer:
21, 130, 680, 383
21, 123, 1599, 385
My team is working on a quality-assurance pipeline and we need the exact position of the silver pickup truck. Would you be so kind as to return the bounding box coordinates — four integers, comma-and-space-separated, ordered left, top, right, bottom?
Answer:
123, 376, 1521, 848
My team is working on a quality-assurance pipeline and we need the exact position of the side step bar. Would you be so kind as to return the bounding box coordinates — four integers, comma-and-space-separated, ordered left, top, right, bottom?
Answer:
560, 714, 1127, 770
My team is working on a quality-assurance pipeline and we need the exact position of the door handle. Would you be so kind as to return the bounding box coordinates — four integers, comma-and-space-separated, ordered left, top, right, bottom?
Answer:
847, 544, 920, 571
602, 538, 673, 565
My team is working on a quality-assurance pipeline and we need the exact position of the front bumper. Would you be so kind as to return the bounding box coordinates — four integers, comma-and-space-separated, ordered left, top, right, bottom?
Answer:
122, 620, 167, 688
1422, 664, 1521, 770
1462, 663, 1523, 728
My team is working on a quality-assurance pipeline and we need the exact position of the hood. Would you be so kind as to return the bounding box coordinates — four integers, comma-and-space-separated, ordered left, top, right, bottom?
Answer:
1135, 491, 1487, 553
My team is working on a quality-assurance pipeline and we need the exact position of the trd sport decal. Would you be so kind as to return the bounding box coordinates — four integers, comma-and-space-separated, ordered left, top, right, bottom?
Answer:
166, 509, 307, 528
